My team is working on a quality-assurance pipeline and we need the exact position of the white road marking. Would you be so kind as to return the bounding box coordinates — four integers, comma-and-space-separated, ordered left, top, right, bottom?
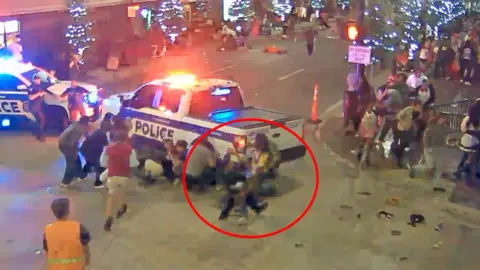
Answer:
211, 64, 238, 74
278, 69, 304, 81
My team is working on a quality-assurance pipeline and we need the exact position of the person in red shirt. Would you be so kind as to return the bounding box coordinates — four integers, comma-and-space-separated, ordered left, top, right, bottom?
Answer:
103, 131, 132, 232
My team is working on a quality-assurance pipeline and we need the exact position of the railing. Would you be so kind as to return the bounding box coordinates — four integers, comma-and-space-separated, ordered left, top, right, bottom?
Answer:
432, 99, 476, 147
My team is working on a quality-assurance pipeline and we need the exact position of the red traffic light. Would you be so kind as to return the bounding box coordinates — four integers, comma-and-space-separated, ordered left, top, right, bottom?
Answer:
347, 25, 359, 41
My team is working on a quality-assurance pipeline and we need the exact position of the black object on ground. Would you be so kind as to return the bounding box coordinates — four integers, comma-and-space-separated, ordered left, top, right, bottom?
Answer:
295, 244, 304, 248
408, 214, 425, 227
377, 211, 394, 220
357, 192, 371, 196
391, 230, 402, 236
340, 205, 353, 209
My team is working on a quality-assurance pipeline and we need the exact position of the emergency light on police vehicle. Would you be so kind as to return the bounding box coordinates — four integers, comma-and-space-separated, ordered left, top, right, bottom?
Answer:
211, 88, 231, 96
85, 92, 99, 104
1, 119, 10, 127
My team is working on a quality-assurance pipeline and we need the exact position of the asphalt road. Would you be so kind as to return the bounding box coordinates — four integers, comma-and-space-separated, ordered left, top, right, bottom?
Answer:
1, 35, 480, 270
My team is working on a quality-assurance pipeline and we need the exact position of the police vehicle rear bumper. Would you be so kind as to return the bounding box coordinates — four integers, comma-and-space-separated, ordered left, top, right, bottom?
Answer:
280, 145, 306, 163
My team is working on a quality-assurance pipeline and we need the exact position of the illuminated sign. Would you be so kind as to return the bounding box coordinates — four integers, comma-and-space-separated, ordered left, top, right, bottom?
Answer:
211, 88, 231, 96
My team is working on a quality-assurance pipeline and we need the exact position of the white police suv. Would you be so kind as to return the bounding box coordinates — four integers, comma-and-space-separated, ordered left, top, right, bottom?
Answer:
0, 58, 102, 130
102, 73, 306, 163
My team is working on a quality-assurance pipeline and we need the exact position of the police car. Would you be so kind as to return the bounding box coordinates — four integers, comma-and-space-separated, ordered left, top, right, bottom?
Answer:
0, 58, 102, 130
102, 73, 306, 162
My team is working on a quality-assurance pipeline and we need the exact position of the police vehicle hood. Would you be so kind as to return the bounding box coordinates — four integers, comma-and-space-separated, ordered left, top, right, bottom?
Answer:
47, 81, 98, 95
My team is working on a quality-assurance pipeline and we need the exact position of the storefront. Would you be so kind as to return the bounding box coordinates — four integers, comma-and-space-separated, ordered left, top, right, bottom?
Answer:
0, 19, 20, 48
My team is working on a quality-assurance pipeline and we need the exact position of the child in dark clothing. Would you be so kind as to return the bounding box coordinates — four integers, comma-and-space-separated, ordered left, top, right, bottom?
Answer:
80, 119, 112, 188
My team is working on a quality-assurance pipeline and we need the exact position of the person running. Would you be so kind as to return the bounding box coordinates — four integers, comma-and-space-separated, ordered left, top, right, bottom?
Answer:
80, 117, 113, 188
103, 131, 133, 232
43, 198, 91, 269
58, 116, 90, 188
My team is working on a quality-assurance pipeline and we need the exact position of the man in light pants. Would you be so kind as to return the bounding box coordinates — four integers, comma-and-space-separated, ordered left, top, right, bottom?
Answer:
409, 110, 447, 192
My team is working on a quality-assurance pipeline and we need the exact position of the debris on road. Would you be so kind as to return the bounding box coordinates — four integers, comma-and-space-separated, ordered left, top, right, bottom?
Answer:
340, 205, 353, 210
295, 244, 304, 248
357, 214, 362, 219
357, 192, 371, 196
398, 257, 408, 261
433, 241, 443, 249
377, 211, 394, 220
385, 197, 400, 206
408, 214, 426, 227
435, 223, 444, 232
391, 230, 402, 236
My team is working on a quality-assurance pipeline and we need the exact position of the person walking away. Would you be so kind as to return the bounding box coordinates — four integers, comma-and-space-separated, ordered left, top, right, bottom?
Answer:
304, 26, 317, 56
58, 116, 90, 188
393, 100, 423, 168
43, 198, 91, 269
28, 75, 48, 142
434, 40, 455, 79
357, 102, 378, 167
80, 118, 112, 188
184, 138, 216, 191
460, 39, 477, 85
103, 131, 133, 231
60, 80, 89, 122
409, 110, 448, 192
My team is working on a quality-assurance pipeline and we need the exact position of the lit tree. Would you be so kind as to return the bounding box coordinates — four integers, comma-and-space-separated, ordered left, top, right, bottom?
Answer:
65, 0, 94, 57
311, 0, 325, 10
363, 3, 399, 63
157, 0, 186, 41
196, 0, 210, 18
229, 0, 254, 22
271, 0, 292, 21
396, 0, 423, 58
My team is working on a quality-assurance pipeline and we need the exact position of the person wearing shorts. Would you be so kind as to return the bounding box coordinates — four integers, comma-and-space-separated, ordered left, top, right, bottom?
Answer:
103, 131, 132, 232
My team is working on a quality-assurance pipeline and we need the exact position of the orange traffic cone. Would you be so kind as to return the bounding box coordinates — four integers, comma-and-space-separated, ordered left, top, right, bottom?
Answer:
306, 84, 322, 140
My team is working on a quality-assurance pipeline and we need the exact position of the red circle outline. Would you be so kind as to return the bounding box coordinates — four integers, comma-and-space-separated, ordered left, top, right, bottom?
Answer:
181, 117, 319, 239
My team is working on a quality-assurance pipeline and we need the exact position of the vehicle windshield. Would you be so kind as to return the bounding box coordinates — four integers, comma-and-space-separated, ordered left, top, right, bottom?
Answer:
21, 68, 58, 87
189, 86, 244, 118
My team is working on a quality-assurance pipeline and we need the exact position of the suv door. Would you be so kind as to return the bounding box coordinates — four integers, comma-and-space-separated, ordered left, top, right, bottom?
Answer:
0, 74, 29, 117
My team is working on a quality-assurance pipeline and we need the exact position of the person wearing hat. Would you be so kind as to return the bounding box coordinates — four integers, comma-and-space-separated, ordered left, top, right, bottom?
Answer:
58, 116, 90, 188
28, 75, 48, 142
43, 198, 91, 269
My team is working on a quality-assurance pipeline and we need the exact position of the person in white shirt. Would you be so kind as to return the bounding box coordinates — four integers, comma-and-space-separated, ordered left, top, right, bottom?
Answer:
406, 69, 428, 90
7, 35, 23, 62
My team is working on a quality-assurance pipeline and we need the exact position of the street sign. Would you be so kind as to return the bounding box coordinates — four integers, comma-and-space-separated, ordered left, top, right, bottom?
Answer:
348, 45, 371, 65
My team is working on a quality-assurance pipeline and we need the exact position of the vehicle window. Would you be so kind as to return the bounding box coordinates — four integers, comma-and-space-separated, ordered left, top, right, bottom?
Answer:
0, 74, 25, 90
189, 86, 244, 118
156, 89, 185, 113
21, 68, 56, 87
130, 85, 161, 109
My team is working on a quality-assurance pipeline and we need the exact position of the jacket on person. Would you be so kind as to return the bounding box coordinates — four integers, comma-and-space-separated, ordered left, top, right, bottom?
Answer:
80, 129, 109, 162
396, 106, 415, 131
44, 220, 85, 270
58, 123, 85, 157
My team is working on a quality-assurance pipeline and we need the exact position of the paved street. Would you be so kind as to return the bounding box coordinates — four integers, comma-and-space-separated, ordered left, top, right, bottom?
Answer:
1, 33, 480, 270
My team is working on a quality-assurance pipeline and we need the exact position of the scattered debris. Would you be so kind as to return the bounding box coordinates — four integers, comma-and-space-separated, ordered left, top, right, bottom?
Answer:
398, 257, 408, 261
433, 241, 443, 249
391, 230, 402, 236
385, 197, 400, 206
435, 223, 444, 232
340, 205, 353, 210
35, 250, 42, 255
295, 244, 304, 248
6, 239, 13, 243
357, 214, 362, 219
408, 214, 426, 227
377, 211, 394, 220
357, 192, 371, 196
339, 217, 343, 220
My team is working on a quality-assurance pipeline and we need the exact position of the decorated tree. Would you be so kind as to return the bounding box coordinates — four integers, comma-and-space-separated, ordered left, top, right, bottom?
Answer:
363, 3, 400, 63
426, 0, 465, 36
311, 0, 325, 9
396, 0, 423, 58
65, 0, 94, 57
157, 0, 186, 41
272, 0, 292, 21
196, 0, 211, 18
229, 0, 254, 22
337, 0, 350, 9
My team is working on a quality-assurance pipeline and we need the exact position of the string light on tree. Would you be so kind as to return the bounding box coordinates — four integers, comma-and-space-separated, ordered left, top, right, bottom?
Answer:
196, 1, 210, 18
337, 0, 350, 10
272, 0, 292, 21
65, 0, 94, 57
228, 0, 254, 22
157, 0, 186, 42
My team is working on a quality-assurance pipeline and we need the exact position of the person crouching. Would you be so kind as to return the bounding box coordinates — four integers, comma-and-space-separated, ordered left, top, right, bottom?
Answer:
103, 131, 133, 232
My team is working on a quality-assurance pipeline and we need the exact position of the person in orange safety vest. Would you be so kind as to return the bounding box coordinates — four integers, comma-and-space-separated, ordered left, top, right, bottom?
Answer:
43, 198, 91, 269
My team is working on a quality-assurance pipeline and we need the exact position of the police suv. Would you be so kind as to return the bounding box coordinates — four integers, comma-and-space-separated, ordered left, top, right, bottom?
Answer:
0, 58, 102, 130
102, 73, 306, 162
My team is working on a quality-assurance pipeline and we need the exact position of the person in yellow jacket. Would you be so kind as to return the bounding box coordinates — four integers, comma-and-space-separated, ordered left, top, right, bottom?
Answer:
43, 198, 91, 269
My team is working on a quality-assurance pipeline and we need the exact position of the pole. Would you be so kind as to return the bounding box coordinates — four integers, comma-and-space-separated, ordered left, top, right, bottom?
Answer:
355, 0, 366, 77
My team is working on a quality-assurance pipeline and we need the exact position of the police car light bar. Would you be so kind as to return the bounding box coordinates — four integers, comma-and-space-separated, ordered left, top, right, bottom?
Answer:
164, 73, 197, 88
0, 58, 34, 74
211, 88, 231, 96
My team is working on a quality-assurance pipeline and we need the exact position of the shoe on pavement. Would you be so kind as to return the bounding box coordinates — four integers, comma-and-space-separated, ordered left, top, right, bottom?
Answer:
409, 168, 416, 179
94, 183, 105, 189
237, 217, 248, 225
218, 213, 229, 220
465, 81, 472, 86
104, 217, 113, 232
254, 202, 269, 215
433, 187, 446, 193
36, 136, 46, 142
173, 178, 181, 186
59, 183, 70, 188
70, 178, 83, 185
116, 204, 128, 219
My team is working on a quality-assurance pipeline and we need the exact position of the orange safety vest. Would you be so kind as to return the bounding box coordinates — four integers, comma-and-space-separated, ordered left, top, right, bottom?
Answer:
44, 220, 85, 270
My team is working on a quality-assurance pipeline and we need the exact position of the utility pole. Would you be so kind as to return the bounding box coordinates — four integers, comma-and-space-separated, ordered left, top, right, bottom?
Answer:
356, 0, 366, 76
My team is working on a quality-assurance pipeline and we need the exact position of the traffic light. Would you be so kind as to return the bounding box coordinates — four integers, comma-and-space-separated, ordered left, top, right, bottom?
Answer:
340, 20, 364, 41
